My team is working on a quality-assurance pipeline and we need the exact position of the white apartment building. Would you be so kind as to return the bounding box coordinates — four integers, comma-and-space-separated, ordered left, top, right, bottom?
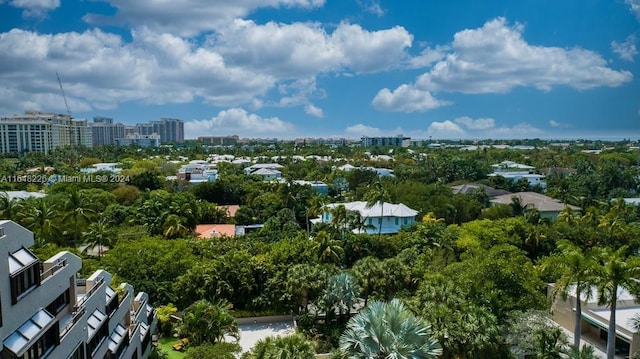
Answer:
0, 112, 92, 154
0, 220, 157, 359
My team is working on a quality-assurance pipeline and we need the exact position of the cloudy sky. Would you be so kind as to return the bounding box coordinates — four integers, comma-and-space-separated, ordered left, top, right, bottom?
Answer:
0, 0, 639, 140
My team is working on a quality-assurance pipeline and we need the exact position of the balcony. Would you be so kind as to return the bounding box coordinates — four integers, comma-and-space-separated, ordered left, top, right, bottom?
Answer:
40, 258, 68, 282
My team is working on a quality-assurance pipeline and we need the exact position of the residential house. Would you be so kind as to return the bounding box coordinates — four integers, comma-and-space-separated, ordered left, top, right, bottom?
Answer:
244, 163, 284, 175
550, 283, 640, 357
249, 168, 282, 181
80, 163, 121, 174
0, 220, 157, 359
451, 183, 511, 198
293, 180, 329, 195
315, 201, 418, 235
488, 160, 546, 188
490, 192, 581, 220
176, 162, 218, 184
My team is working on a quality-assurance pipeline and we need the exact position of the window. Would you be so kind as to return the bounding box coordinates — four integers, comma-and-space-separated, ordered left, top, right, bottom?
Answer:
106, 324, 129, 359
395, 218, 399, 225
66, 343, 85, 359
403, 218, 408, 225
46, 290, 70, 316
86, 310, 108, 357
3, 309, 58, 359
368, 218, 372, 225
105, 287, 119, 317
9, 248, 41, 304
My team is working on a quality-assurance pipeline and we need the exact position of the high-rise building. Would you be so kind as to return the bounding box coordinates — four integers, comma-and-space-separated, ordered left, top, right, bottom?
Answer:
361, 134, 410, 147
0, 111, 92, 154
197, 135, 239, 146
0, 220, 157, 359
90, 117, 133, 147
135, 118, 184, 144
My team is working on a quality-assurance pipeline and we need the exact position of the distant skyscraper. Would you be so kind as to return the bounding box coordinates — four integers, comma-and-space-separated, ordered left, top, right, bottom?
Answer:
134, 118, 184, 144
0, 111, 92, 154
361, 134, 410, 147
91, 116, 132, 146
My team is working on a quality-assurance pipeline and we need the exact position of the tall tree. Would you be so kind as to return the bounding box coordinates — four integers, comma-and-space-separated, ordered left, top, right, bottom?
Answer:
339, 299, 442, 359
62, 189, 95, 246
364, 180, 390, 240
324, 272, 360, 321
22, 198, 59, 247
592, 246, 640, 359
546, 240, 596, 348
0, 192, 22, 221
82, 217, 116, 259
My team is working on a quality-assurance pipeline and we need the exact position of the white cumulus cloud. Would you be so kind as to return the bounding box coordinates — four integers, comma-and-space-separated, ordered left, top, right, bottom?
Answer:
612, 35, 637, 61
625, 0, 640, 20
304, 104, 324, 117
426, 120, 465, 138
184, 108, 295, 138
345, 124, 383, 137
454, 116, 495, 130
83, 0, 326, 37
8, 0, 59, 18
374, 17, 633, 112
372, 84, 451, 112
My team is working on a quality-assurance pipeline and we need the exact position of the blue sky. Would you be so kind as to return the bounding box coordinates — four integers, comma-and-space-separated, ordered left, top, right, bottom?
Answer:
0, 0, 639, 140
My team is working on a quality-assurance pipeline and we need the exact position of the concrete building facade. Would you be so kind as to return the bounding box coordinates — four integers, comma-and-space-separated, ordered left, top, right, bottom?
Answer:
0, 112, 92, 154
0, 220, 157, 359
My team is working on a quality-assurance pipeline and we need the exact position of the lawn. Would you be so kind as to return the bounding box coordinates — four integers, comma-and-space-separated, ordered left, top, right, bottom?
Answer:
158, 336, 186, 359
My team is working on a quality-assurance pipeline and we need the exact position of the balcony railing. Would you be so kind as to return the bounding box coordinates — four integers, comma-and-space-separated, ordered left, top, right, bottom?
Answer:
40, 258, 68, 282
60, 306, 86, 338
76, 276, 105, 309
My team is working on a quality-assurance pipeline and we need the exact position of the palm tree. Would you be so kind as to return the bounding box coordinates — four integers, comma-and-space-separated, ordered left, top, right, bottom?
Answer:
563, 345, 600, 359
324, 272, 360, 321
247, 334, 316, 359
547, 240, 596, 348
532, 327, 567, 359
178, 299, 239, 346
163, 214, 189, 239
313, 230, 344, 264
592, 246, 640, 359
351, 256, 383, 306
22, 198, 59, 247
82, 217, 115, 259
0, 192, 22, 221
364, 180, 390, 239
330, 204, 349, 239
62, 190, 95, 247
347, 210, 374, 234
340, 299, 442, 359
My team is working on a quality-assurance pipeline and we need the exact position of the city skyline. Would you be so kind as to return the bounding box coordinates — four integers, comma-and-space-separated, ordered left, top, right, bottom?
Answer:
0, 0, 639, 140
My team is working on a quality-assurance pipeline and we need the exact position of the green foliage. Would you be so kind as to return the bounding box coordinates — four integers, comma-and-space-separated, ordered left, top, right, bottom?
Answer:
102, 237, 196, 305
340, 299, 442, 359
184, 342, 240, 359
244, 334, 316, 359
178, 299, 239, 346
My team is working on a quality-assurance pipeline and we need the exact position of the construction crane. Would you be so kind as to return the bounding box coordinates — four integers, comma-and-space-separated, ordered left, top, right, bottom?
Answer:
56, 72, 72, 117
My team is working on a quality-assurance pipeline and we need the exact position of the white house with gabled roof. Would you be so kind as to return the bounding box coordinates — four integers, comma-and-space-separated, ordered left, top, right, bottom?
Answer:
314, 201, 418, 234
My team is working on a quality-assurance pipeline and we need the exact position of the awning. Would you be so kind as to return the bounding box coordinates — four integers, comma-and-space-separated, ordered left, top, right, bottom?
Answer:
8, 247, 38, 275
87, 309, 107, 340
108, 324, 128, 353
3, 309, 55, 356
581, 312, 632, 342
